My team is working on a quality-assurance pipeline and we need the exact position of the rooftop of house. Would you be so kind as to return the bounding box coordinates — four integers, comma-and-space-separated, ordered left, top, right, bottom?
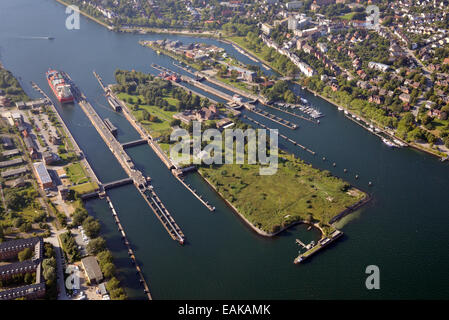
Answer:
81, 256, 103, 283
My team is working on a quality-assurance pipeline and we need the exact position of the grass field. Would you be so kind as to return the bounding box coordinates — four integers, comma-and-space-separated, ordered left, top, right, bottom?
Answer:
200, 153, 366, 234
117, 92, 178, 138
65, 162, 89, 185
70, 182, 99, 195
215, 75, 253, 93
340, 12, 356, 20
227, 36, 275, 69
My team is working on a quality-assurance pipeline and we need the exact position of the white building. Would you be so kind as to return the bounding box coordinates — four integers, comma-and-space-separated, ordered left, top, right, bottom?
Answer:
317, 42, 328, 53
286, 1, 303, 10
368, 61, 390, 72
261, 23, 274, 35
296, 61, 315, 77
288, 16, 297, 30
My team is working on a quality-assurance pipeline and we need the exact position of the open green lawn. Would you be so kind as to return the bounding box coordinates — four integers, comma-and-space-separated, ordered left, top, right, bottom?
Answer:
431, 118, 449, 136
65, 162, 89, 185
227, 36, 274, 66
200, 153, 366, 234
215, 75, 252, 93
117, 92, 178, 138
340, 12, 356, 20
70, 181, 98, 195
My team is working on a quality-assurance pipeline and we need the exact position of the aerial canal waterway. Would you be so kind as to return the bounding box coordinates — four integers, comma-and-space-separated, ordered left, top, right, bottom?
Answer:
0, 0, 448, 299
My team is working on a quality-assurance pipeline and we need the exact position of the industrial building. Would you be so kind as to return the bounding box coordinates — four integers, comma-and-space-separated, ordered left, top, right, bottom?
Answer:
1, 166, 28, 179
33, 161, 53, 189
1, 136, 15, 149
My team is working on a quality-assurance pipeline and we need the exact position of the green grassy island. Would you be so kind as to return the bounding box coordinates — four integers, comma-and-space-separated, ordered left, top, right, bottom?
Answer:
199, 153, 366, 236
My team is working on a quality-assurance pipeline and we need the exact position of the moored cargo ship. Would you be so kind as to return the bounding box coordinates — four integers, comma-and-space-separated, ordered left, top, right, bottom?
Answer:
46, 69, 74, 103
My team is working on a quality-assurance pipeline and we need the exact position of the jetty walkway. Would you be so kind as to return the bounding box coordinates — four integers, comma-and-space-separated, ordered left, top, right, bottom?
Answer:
242, 115, 315, 155
106, 196, 152, 300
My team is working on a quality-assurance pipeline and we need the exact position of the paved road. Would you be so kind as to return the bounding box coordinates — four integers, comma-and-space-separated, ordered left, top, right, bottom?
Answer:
44, 226, 69, 300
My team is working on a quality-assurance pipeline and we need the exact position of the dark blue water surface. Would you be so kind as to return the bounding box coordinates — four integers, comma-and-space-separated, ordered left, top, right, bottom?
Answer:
0, 0, 448, 299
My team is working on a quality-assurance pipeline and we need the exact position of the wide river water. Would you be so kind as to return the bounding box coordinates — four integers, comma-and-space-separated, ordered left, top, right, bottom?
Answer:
1, 0, 448, 299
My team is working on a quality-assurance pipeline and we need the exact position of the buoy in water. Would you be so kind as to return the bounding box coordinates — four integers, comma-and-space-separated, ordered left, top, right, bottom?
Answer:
344, 169, 347, 173
355, 174, 359, 179
322, 157, 326, 161
369, 181, 373, 186
333, 163, 336, 167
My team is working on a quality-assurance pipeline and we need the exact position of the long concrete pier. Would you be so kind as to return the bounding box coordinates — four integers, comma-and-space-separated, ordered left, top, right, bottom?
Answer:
172, 61, 265, 104
174, 175, 215, 212
150, 64, 220, 104
250, 107, 298, 130
152, 64, 298, 130
242, 114, 316, 155
106, 196, 152, 300
175, 64, 316, 125
65, 72, 185, 244
294, 229, 343, 264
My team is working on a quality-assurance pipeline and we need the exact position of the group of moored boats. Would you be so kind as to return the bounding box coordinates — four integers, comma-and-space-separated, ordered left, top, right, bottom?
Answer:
275, 98, 324, 119
338, 107, 407, 148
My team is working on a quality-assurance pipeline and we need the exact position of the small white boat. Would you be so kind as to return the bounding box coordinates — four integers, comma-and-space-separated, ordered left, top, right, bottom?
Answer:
344, 110, 348, 115
382, 138, 397, 147
338, 107, 343, 111
393, 139, 406, 147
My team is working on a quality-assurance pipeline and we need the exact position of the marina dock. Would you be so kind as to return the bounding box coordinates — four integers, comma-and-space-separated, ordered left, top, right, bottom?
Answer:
250, 107, 298, 130
294, 229, 343, 264
65, 71, 185, 244
266, 104, 318, 124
